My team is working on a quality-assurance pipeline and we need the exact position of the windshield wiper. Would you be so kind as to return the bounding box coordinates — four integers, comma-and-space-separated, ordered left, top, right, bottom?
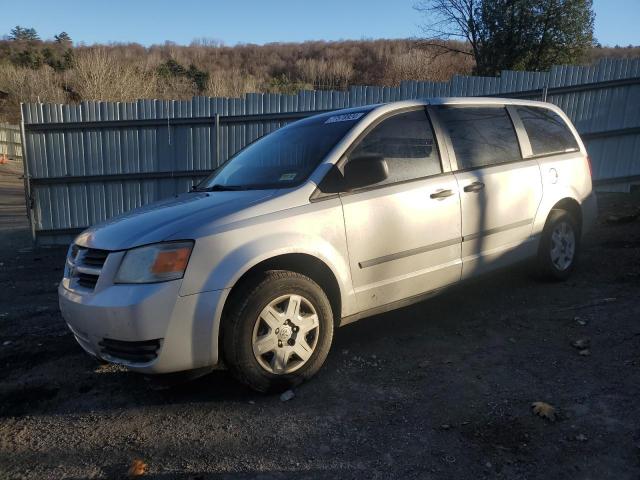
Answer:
197, 184, 248, 192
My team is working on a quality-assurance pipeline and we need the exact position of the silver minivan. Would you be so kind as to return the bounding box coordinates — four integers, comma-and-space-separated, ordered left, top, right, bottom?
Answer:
59, 98, 597, 392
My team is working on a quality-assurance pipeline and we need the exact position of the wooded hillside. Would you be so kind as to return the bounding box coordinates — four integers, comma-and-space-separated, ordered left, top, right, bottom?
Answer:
1, 31, 638, 123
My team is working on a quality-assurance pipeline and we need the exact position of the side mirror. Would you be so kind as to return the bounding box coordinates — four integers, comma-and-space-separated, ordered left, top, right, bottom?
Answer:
343, 155, 388, 190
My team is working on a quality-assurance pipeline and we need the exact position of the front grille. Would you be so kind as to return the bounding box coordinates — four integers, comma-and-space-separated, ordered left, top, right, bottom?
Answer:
98, 338, 162, 363
69, 246, 110, 291
77, 272, 99, 289
81, 248, 109, 267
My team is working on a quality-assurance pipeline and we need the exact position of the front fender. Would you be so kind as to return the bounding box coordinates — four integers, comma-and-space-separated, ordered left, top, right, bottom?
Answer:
179, 198, 356, 317
200, 233, 352, 303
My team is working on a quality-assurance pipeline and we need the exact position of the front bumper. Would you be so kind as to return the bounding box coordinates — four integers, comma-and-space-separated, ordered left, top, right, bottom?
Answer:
59, 280, 228, 374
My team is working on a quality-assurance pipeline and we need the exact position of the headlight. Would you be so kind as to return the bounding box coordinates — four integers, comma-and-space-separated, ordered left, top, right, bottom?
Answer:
63, 244, 79, 279
115, 241, 194, 284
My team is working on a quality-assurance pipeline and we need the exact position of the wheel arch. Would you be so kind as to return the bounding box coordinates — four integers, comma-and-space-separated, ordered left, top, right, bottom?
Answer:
533, 188, 585, 241
221, 252, 343, 333
216, 252, 343, 368
548, 197, 583, 234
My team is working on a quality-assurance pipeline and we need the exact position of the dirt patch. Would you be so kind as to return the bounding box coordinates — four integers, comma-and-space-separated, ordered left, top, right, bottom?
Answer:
1, 192, 640, 479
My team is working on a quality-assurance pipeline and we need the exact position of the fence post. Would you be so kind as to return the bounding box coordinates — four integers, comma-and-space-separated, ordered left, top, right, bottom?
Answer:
19, 108, 37, 243
214, 113, 220, 167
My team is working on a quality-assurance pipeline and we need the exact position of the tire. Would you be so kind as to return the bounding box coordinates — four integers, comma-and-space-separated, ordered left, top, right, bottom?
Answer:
222, 270, 334, 393
535, 209, 580, 281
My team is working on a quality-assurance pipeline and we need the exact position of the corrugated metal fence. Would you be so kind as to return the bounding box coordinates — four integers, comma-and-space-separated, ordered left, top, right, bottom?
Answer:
21, 57, 640, 244
0, 123, 27, 230
0, 123, 22, 164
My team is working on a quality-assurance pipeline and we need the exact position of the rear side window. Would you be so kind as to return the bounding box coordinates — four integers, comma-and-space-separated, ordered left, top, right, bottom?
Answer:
348, 109, 441, 186
516, 106, 579, 156
437, 106, 521, 169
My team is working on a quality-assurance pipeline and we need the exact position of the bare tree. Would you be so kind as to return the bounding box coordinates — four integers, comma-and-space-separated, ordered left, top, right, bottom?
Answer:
382, 47, 474, 85
295, 58, 354, 90
414, 0, 477, 58
204, 67, 260, 98
0, 65, 66, 122
70, 47, 156, 101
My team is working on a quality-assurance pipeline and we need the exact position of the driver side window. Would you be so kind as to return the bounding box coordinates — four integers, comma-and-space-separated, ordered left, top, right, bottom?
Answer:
348, 109, 442, 187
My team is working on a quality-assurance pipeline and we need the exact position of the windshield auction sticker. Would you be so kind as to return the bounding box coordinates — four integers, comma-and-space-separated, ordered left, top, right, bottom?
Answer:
324, 112, 365, 124
279, 173, 297, 181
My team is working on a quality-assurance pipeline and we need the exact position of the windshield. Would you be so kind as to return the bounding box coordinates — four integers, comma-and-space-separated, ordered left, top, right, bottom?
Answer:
197, 109, 372, 190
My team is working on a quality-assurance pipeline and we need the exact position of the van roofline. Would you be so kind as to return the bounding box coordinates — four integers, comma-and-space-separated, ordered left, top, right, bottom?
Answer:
364, 97, 559, 110
427, 97, 557, 108
295, 97, 560, 123
360, 97, 566, 121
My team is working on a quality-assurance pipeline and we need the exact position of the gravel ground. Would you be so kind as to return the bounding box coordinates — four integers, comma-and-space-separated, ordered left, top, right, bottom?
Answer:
0, 192, 639, 479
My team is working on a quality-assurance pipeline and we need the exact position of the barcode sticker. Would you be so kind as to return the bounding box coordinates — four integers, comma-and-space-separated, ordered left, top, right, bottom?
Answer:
324, 113, 365, 124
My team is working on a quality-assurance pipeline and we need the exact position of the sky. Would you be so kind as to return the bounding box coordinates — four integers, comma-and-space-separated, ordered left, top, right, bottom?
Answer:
1, 0, 638, 47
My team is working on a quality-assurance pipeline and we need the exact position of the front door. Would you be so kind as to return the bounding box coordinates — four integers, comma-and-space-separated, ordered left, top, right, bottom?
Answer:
339, 109, 463, 312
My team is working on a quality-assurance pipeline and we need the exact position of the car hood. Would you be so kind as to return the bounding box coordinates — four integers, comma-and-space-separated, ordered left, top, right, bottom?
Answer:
74, 189, 276, 250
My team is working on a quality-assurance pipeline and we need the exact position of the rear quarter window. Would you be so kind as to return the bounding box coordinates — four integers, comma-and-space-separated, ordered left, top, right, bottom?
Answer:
516, 106, 579, 156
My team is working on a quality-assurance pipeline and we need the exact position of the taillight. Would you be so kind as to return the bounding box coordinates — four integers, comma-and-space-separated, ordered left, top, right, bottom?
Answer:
586, 155, 593, 178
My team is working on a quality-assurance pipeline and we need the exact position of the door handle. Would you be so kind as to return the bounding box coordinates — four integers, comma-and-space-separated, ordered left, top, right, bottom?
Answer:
463, 181, 485, 193
430, 189, 454, 199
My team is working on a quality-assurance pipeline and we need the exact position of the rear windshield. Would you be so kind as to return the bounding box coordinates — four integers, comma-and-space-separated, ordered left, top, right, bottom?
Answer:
197, 109, 371, 190
516, 106, 579, 156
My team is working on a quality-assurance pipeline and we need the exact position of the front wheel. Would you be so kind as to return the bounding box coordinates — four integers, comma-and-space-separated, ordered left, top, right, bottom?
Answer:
222, 271, 334, 392
535, 209, 580, 280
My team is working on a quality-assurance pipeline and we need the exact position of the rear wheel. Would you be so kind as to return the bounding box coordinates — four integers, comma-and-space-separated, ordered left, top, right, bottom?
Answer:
223, 271, 334, 392
535, 209, 580, 280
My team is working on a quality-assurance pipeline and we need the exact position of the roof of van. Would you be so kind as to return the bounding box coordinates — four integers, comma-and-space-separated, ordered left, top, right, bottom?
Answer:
370, 97, 557, 108
430, 97, 553, 106
362, 97, 567, 118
